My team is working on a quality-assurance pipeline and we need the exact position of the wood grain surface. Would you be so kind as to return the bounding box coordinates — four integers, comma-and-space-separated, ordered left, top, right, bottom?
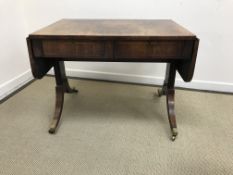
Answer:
30, 19, 195, 39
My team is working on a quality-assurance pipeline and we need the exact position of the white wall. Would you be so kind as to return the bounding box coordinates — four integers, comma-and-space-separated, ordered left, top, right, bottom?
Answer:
23, 0, 233, 92
0, 1, 32, 100
1, 0, 233, 100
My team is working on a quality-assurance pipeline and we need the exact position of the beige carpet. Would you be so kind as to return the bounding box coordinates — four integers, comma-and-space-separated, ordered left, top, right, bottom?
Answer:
0, 77, 232, 175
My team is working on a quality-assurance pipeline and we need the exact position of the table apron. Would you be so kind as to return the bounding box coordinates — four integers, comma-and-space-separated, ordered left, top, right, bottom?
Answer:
31, 39, 194, 61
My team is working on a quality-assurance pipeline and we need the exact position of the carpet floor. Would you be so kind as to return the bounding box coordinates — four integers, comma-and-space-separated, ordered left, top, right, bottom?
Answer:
0, 77, 232, 175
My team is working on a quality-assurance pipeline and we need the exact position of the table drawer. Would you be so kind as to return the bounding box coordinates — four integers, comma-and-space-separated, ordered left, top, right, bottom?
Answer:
33, 40, 108, 59
115, 41, 184, 59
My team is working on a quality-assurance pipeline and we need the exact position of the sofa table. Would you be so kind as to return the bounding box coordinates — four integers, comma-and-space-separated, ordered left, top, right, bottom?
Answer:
27, 19, 199, 141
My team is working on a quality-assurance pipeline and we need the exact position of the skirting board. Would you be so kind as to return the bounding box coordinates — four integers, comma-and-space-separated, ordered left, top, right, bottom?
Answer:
48, 68, 233, 93
1, 68, 231, 102
0, 70, 33, 101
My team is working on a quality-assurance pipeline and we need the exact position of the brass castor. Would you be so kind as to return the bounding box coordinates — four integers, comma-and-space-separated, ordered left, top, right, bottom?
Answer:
171, 135, 176, 141
48, 128, 56, 134
171, 128, 178, 141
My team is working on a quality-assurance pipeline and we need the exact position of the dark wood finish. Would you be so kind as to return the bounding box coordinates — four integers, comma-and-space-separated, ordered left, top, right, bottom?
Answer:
49, 85, 64, 134
177, 39, 199, 81
27, 19, 199, 140
33, 39, 192, 61
41, 40, 107, 58
157, 63, 177, 141
27, 38, 52, 78
115, 41, 186, 59
49, 61, 78, 134
30, 19, 195, 39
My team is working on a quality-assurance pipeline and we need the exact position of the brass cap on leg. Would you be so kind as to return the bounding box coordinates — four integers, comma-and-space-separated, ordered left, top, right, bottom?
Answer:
171, 128, 178, 141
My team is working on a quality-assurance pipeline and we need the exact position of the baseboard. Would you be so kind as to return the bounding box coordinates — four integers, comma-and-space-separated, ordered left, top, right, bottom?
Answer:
55, 68, 232, 93
2, 68, 231, 102
48, 68, 233, 93
0, 70, 33, 101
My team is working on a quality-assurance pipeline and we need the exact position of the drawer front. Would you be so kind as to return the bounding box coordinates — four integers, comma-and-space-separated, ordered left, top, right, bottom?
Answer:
34, 40, 109, 59
115, 41, 184, 59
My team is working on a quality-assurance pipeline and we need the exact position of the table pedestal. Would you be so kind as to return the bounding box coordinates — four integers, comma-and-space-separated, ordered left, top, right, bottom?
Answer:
49, 61, 178, 141
48, 61, 78, 134
157, 63, 178, 141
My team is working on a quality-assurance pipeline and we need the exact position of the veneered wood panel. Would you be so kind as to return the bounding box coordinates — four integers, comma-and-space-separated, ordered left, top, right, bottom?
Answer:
115, 41, 150, 59
30, 19, 195, 40
41, 40, 107, 59
115, 41, 185, 59
31, 39, 194, 61
150, 41, 183, 58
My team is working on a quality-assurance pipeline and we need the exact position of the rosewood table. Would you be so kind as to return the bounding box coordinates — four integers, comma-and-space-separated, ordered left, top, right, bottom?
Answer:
27, 19, 199, 141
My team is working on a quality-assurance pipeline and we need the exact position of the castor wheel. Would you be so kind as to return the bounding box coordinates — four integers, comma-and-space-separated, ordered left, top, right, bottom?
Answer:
171, 128, 178, 141
171, 135, 176, 141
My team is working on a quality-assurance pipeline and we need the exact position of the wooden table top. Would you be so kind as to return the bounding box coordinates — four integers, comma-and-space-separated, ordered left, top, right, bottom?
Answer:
30, 19, 196, 39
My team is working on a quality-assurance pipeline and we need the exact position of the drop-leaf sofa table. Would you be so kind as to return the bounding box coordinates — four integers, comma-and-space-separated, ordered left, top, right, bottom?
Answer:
27, 19, 199, 141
